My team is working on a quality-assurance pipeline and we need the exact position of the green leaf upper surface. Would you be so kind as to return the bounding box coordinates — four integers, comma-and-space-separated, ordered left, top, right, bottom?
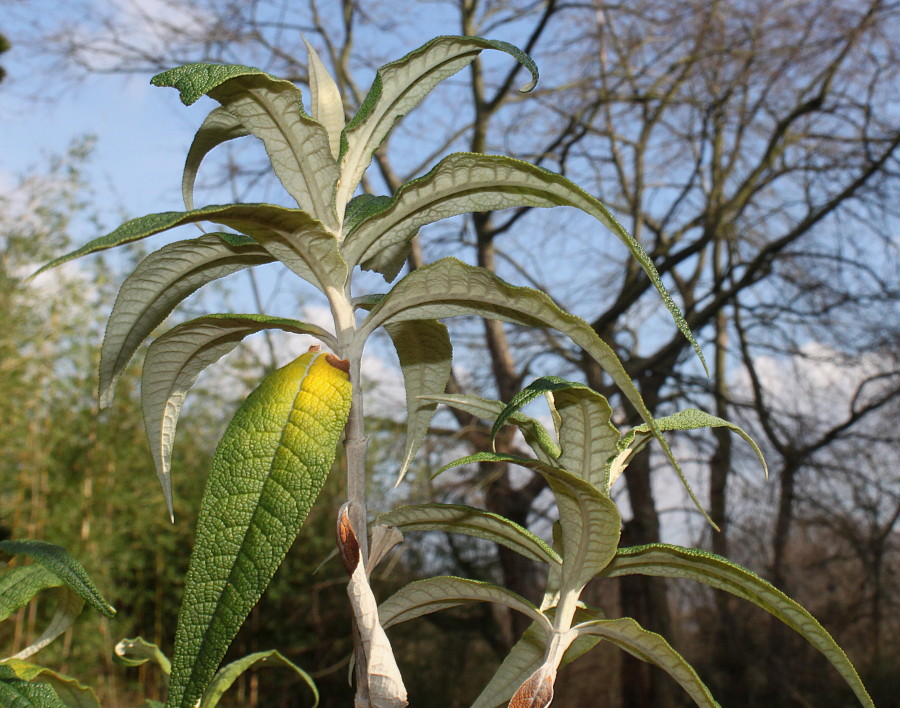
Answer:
166, 350, 351, 708
0, 567, 61, 623
201, 650, 318, 708
360, 258, 657, 454
489, 377, 590, 447
114, 637, 172, 676
33, 204, 345, 293
142, 314, 335, 520
152, 64, 339, 228
99, 233, 273, 407
0, 541, 114, 618
342, 152, 704, 374
378, 576, 550, 634
0, 665, 67, 708
383, 319, 452, 485
0, 660, 100, 708
335, 37, 538, 212
574, 618, 719, 708
420, 393, 560, 464
437, 453, 621, 594
608, 408, 768, 488
182, 108, 250, 211
374, 503, 561, 565
601, 544, 874, 707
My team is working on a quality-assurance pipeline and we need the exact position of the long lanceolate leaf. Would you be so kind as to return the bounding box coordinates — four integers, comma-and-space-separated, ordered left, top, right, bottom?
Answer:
374, 504, 561, 565
152, 65, 340, 230
32, 204, 346, 293
335, 37, 538, 212
601, 544, 874, 707
182, 108, 250, 211
99, 233, 273, 407
574, 617, 720, 708
342, 152, 704, 374
142, 314, 335, 520
383, 319, 452, 485
165, 349, 351, 708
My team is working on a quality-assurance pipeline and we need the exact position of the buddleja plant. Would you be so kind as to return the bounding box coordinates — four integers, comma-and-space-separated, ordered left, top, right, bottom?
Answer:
34, 36, 872, 707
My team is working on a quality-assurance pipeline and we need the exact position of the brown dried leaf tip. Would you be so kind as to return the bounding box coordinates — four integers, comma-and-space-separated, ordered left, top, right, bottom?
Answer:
336, 502, 360, 574
325, 352, 351, 374
509, 665, 556, 708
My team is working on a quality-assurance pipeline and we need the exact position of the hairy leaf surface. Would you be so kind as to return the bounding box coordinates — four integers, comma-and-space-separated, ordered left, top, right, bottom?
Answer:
166, 349, 351, 708
374, 504, 561, 565
303, 39, 344, 160
142, 314, 335, 519
335, 37, 537, 211
152, 64, 339, 228
0, 660, 99, 708
601, 544, 873, 707
99, 233, 273, 407
182, 108, 249, 211
383, 320, 451, 484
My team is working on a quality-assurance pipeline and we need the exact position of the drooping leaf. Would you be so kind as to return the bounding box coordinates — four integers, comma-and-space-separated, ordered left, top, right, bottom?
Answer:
182, 108, 250, 211
607, 408, 767, 489
335, 36, 538, 212
373, 504, 561, 565
436, 454, 621, 594
0, 566, 61, 623
0, 540, 114, 618
378, 576, 550, 634
114, 637, 171, 676
141, 314, 335, 520
99, 233, 273, 407
152, 64, 339, 228
383, 319, 452, 485
8, 588, 83, 661
420, 393, 560, 464
201, 650, 318, 708
0, 665, 67, 708
489, 377, 590, 447
0, 660, 99, 708
33, 204, 345, 293
303, 39, 344, 160
574, 617, 719, 708
601, 544, 874, 707
337, 504, 408, 707
342, 152, 704, 375
166, 349, 352, 708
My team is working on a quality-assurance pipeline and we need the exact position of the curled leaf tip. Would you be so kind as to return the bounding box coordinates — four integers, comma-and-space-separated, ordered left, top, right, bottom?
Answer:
308, 344, 321, 352
337, 503, 360, 574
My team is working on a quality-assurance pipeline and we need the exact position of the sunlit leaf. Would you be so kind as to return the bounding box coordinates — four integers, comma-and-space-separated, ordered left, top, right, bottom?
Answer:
152, 64, 339, 229
601, 544, 874, 707
166, 349, 351, 708
383, 319, 451, 485
508, 664, 555, 708
420, 393, 560, 464
378, 576, 550, 634
99, 232, 273, 407
436, 453, 620, 594
374, 503, 561, 565
0, 540, 114, 618
33, 204, 345, 293
342, 152, 703, 375
575, 617, 719, 708
303, 39, 344, 160
553, 387, 618, 490
0, 665, 67, 708
335, 36, 538, 212
607, 408, 767, 489
201, 650, 318, 708
182, 108, 249, 211
142, 314, 335, 520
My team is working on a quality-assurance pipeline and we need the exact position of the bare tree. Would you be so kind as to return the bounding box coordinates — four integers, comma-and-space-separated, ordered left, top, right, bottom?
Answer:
15, 0, 900, 704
